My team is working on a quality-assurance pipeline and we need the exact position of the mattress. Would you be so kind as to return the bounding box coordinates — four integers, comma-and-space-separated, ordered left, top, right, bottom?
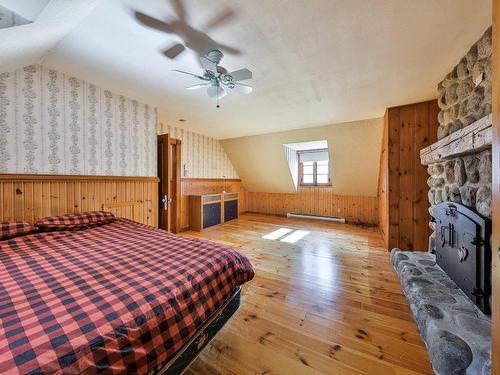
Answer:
0, 218, 254, 374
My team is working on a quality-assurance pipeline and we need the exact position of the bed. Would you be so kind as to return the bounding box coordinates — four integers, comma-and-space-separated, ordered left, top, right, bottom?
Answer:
0, 213, 254, 374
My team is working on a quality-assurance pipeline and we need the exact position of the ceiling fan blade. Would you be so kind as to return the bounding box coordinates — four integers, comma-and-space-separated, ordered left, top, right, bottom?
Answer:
171, 0, 187, 20
204, 8, 235, 30
234, 83, 253, 94
163, 43, 185, 59
200, 57, 218, 74
215, 42, 241, 56
172, 69, 206, 80
135, 11, 172, 32
228, 68, 252, 81
186, 84, 209, 90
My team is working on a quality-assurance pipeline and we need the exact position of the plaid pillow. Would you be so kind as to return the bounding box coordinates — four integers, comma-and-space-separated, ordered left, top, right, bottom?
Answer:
0, 221, 38, 240
35, 211, 116, 231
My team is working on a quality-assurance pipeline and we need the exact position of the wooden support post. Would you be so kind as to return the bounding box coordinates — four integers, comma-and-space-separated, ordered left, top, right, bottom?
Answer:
491, 1, 499, 373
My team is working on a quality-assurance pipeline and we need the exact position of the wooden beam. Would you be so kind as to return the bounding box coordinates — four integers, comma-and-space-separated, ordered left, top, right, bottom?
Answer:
420, 114, 492, 164
420, 114, 492, 165
0, 174, 160, 182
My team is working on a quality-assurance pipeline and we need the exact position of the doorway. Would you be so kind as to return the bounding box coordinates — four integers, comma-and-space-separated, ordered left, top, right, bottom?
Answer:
157, 134, 181, 232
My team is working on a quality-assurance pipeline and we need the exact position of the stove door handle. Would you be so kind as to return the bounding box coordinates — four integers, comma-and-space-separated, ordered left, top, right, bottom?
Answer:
440, 226, 448, 247
439, 224, 455, 248
449, 223, 454, 248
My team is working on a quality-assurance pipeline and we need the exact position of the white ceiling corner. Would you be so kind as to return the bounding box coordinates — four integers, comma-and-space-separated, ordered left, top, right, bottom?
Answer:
0, 0, 100, 72
0, 0, 50, 21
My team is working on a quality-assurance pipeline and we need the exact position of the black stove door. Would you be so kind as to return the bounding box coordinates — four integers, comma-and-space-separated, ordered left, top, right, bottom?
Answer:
435, 204, 479, 305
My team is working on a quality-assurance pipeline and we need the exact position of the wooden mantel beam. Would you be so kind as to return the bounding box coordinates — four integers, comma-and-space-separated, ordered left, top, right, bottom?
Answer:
420, 114, 493, 165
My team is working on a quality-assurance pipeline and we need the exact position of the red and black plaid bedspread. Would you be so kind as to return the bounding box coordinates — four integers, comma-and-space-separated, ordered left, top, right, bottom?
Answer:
0, 219, 254, 374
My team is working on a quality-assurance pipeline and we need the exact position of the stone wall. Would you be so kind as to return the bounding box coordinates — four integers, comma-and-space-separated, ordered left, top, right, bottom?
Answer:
427, 27, 493, 251
427, 149, 492, 225
437, 27, 492, 139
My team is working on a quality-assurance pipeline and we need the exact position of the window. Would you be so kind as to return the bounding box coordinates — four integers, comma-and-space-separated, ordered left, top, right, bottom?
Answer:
299, 152, 330, 186
284, 142, 330, 190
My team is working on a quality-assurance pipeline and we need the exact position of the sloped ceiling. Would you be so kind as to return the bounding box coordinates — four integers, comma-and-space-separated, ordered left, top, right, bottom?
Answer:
221, 117, 384, 195
31, 0, 492, 139
0, 0, 99, 72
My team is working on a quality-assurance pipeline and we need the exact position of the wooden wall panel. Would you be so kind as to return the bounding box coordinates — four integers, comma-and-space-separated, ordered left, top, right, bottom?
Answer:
379, 100, 439, 251
491, 1, 499, 372
388, 107, 401, 250
180, 178, 247, 230
399, 104, 415, 249
247, 189, 378, 225
0, 174, 159, 227
378, 112, 389, 247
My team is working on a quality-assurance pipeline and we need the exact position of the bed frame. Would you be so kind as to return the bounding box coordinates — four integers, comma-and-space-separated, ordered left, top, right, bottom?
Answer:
152, 286, 242, 375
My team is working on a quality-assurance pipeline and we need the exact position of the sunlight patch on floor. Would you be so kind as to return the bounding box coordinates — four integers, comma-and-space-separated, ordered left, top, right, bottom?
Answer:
280, 230, 310, 243
261, 228, 311, 243
261, 227, 293, 240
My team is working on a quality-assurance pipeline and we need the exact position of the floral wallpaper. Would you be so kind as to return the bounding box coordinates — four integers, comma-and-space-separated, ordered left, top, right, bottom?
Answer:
0, 65, 157, 176
158, 123, 239, 179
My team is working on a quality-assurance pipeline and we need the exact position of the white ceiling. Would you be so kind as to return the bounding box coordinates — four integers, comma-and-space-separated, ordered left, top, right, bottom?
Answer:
1, 0, 492, 139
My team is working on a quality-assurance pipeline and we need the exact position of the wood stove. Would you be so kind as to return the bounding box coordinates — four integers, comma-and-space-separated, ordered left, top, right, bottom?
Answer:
434, 202, 492, 314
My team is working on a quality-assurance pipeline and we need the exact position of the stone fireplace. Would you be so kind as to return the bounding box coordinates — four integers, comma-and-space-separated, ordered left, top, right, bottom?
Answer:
424, 27, 493, 252
390, 27, 494, 375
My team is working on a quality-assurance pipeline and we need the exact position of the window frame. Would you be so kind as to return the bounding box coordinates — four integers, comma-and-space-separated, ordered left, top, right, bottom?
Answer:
299, 159, 331, 187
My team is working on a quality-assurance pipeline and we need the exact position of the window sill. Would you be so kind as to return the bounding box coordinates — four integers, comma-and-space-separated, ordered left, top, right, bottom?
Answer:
299, 184, 332, 188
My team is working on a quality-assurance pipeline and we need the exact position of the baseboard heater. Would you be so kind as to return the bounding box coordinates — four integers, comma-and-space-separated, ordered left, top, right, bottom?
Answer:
286, 213, 346, 223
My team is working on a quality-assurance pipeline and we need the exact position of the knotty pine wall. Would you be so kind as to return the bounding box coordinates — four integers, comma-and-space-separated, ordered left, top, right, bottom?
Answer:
247, 189, 378, 226
180, 178, 247, 230
0, 175, 158, 226
378, 100, 439, 251
378, 109, 389, 248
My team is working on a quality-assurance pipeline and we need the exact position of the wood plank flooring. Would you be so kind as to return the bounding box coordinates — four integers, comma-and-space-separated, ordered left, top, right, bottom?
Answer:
181, 213, 433, 375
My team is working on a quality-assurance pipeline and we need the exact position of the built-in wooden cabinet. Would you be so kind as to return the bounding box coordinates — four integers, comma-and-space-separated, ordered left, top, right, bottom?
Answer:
189, 193, 239, 231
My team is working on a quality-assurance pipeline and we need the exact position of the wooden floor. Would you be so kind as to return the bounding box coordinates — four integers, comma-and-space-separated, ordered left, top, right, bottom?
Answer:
181, 213, 433, 375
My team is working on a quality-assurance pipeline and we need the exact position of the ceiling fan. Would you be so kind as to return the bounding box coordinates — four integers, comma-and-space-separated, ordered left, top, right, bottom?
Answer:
174, 49, 252, 107
134, 0, 240, 59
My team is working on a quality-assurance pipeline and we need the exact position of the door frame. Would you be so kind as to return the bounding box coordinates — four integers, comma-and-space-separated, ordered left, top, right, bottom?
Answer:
157, 134, 182, 233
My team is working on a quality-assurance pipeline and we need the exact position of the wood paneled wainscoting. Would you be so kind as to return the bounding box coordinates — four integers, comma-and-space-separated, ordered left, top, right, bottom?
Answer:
247, 189, 378, 225
180, 178, 247, 230
0, 174, 159, 226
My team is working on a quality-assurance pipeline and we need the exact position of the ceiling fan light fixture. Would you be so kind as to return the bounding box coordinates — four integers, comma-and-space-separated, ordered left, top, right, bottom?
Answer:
207, 84, 227, 100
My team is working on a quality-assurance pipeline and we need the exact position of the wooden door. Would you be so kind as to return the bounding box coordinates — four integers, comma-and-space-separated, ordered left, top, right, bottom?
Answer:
492, 2, 499, 372
157, 134, 182, 232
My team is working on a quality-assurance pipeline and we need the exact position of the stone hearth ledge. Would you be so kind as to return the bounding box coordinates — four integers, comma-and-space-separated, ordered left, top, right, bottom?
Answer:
391, 249, 491, 375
